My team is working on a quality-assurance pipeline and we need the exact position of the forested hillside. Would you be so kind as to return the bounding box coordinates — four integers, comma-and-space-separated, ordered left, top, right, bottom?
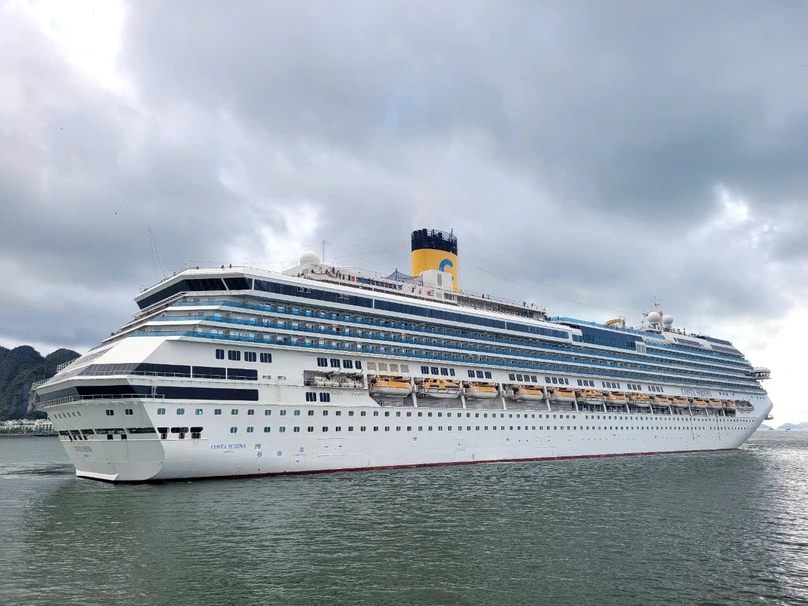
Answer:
0, 346, 80, 420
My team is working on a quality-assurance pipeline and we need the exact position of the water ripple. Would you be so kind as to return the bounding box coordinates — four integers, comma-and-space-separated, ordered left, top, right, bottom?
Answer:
1, 433, 807, 606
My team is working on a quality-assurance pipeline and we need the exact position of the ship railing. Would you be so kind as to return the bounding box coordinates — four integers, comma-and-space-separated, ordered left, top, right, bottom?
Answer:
158, 306, 750, 376
56, 359, 78, 372
179, 315, 754, 383
78, 369, 195, 379
550, 316, 664, 339
147, 318, 753, 388
40, 393, 167, 406
458, 289, 547, 313
127, 329, 764, 395
140, 325, 761, 392
167, 300, 748, 368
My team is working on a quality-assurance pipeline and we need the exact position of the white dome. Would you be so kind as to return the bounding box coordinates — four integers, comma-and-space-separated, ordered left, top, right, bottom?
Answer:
299, 251, 320, 265
662, 314, 674, 327
647, 311, 661, 325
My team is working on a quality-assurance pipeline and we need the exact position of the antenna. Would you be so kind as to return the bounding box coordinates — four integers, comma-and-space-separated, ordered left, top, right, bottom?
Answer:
321, 239, 328, 264
148, 225, 167, 281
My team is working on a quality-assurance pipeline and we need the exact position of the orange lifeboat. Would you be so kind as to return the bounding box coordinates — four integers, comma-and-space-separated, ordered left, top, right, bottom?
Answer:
549, 388, 576, 404
417, 378, 461, 399
512, 385, 544, 402
369, 376, 412, 397
464, 382, 498, 400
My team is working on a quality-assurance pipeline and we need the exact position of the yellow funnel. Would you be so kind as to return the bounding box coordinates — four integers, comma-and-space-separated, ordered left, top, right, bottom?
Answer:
411, 228, 459, 291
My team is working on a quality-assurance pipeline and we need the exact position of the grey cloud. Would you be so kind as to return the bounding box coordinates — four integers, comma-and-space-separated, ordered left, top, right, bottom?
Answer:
2, 0, 808, 351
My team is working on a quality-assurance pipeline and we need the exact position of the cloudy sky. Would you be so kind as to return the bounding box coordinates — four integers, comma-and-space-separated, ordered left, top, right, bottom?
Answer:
2, 0, 806, 423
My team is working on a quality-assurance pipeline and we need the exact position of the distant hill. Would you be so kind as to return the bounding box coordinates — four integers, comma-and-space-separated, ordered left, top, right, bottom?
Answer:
757, 424, 774, 430
777, 422, 808, 431
0, 346, 80, 421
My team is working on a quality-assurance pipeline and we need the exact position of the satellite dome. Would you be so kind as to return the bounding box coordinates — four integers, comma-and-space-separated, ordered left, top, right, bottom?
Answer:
662, 314, 674, 327
647, 312, 661, 325
300, 251, 320, 265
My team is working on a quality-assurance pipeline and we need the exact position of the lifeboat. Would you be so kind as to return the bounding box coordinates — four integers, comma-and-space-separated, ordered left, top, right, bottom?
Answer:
417, 378, 461, 399
605, 392, 627, 405
723, 400, 737, 411
735, 399, 753, 410
651, 395, 671, 407
707, 399, 723, 409
690, 398, 708, 408
369, 376, 412, 397
628, 393, 651, 408
465, 382, 499, 400
512, 385, 544, 402
578, 389, 605, 405
670, 396, 689, 408
549, 388, 576, 404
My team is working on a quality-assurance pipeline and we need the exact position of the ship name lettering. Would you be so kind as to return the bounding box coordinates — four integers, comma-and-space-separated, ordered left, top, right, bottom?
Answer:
681, 388, 711, 397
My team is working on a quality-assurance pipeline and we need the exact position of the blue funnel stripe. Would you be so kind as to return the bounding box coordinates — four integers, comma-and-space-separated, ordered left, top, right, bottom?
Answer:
439, 258, 454, 272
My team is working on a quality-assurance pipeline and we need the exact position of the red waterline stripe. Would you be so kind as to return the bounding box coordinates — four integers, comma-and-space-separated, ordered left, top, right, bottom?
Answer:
80, 447, 739, 484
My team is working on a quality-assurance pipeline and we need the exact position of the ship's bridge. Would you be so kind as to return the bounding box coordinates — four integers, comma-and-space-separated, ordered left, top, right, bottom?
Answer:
751, 367, 771, 380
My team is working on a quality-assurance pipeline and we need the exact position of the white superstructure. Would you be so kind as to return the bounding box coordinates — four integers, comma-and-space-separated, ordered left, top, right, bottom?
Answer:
34, 230, 772, 482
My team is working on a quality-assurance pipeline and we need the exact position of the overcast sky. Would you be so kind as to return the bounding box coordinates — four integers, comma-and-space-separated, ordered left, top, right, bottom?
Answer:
1, 0, 805, 422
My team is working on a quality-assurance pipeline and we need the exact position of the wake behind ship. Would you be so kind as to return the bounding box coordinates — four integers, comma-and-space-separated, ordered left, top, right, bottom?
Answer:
34, 229, 773, 482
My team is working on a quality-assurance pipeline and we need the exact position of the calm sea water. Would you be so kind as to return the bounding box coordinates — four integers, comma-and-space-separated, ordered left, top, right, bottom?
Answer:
1, 433, 806, 606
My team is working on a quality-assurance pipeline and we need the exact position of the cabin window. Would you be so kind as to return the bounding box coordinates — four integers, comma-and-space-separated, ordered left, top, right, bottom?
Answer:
215, 349, 225, 360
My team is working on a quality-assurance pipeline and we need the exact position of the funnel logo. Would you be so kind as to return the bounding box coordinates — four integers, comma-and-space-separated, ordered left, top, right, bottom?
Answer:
439, 258, 454, 272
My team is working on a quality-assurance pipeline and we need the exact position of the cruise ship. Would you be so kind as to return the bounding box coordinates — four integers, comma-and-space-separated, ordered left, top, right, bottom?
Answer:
34, 229, 773, 482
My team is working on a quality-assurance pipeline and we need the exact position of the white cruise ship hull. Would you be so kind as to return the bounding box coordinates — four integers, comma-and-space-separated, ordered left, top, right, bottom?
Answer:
54, 395, 771, 483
